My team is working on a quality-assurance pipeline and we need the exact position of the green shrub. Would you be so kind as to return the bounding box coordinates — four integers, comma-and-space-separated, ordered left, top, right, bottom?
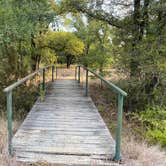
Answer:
138, 106, 166, 148
115, 76, 165, 112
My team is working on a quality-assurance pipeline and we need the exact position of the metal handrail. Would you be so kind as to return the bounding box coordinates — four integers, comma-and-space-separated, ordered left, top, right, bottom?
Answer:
4, 65, 54, 93
75, 64, 127, 161
3, 65, 55, 156
4, 70, 42, 93
86, 67, 127, 96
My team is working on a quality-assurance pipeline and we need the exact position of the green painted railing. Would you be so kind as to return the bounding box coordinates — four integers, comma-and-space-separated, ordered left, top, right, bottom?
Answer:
75, 65, 127, 161
3, 65, 55, 156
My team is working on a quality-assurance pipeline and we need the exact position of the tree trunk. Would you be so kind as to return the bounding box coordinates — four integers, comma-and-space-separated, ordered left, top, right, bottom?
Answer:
31, 33, 37, 71
66, 55, 74, 68
83, 43, 90, 67
140, 0, 149, 36
66, 55, 70, 68
130, 0, 141, 77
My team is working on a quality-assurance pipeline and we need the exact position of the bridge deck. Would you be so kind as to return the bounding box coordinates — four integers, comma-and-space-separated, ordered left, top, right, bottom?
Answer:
13, 79, 116, 165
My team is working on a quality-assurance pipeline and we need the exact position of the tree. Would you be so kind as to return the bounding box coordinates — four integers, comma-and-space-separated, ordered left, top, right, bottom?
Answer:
0, 0, 54, 73
111, 0, 166, 111
72, 17, 113, 71
35, 31, 84, 68
0, 0, 54, 111
87, 21, 113, 72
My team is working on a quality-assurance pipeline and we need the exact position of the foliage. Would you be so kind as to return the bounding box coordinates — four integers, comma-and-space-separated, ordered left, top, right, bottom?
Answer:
70, 15, 114, 72
111, 0, 166, 111
35, 31, 84, 68
12, 83, 39, 120
0, 0, 54, 114
0, 0, 54, 72
137, 106, 166, 148
115, 76, 166, 112
85, 21, 114, 72
35, 46, 57, 66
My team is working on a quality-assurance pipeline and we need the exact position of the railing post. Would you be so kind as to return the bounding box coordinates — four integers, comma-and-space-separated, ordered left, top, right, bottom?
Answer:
56, 67, 58, 79
75, 66, 77, 80
100, 79, 103, 89
114, 93, 124, 161
6, 90, 13, 156
85, 69, 88, 96
42, 68, 45, 92
78, 66, 80, 83
52, 65, 54, 82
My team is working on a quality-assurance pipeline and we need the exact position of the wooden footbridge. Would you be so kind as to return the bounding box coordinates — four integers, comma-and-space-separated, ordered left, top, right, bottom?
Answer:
4, 65, 127, 165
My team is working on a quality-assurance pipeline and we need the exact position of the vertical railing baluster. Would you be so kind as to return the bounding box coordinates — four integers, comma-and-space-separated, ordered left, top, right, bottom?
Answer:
75, 66, 77, 80
78, 66, 80, 83
7, 90, 13, 156
42, 68, 45, 92
100, 79, 103, 89
85, 69, 88, 96
114, 93, 124, 161
56, 67, 58, 80
52, 65, 54, 82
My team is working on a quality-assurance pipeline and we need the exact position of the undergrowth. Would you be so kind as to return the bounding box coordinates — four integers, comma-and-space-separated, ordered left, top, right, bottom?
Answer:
132, 106, 166, 148
89, 79, 166, 166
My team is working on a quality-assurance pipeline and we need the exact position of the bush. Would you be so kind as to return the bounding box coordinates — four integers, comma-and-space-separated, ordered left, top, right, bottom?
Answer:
115, 76, 165, 112
138, 106, 166, 148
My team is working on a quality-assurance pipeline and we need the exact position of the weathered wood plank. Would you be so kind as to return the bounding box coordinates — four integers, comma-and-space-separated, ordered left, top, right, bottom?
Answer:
16, 152, 120, 166
13, 79, 116, 165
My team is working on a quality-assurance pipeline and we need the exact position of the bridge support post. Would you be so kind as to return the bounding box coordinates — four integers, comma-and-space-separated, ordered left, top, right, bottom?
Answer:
56, 67, 58, 79
114, 93, 124, 161
78, 66, 80, 83
42, 68, 46, 92
85, 69, 88, 96
52, 66, 54, 82
6, 90, 13, 156
100, 79, 103, 89
75, 66, 77, 80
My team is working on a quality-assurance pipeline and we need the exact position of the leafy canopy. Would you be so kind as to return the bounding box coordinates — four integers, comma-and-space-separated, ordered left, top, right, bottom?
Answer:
35, 31, 84, 67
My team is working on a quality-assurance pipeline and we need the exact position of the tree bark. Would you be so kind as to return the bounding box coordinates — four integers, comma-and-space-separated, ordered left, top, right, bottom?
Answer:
130, 0, 141, 77
66, 55, 71, 68
66, 55, 74, 68
140, 0, 149, 36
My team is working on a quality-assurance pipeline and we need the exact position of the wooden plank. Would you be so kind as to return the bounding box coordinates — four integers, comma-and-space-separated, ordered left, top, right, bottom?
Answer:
15, 152, 119, 166
16, 130, 112, 137
13, 137, 113, 145
13, 146, 114, 156
12, 79, 116, 165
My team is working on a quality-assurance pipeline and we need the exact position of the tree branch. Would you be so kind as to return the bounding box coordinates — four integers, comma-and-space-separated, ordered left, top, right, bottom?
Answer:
74, 4, 123, 28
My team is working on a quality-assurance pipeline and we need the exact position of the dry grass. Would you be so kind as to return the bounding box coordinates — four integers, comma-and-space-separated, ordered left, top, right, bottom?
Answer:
122, 136, 166, 166
0, 115, 19, 166
55, 66, 76, 80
